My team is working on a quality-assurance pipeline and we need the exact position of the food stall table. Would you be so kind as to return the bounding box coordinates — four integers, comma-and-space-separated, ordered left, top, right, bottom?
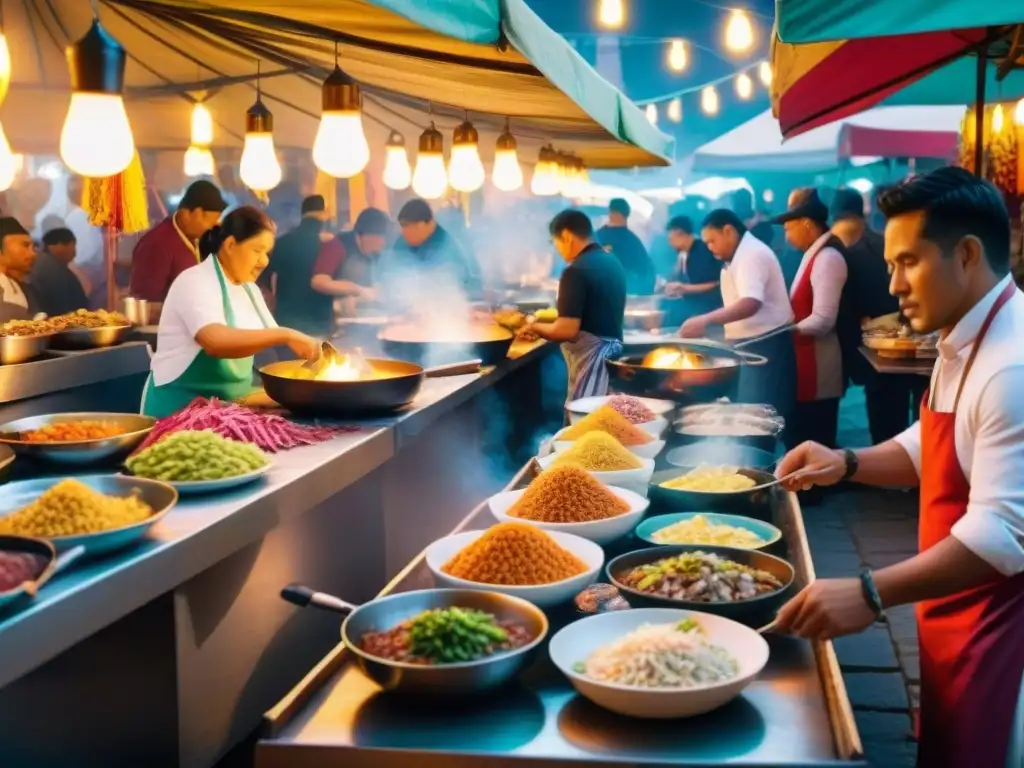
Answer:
255, 462, 866, 768
858, 347, 934, 377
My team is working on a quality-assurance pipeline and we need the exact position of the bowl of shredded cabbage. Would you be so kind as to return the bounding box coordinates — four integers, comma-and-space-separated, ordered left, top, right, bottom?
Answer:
549, 608, 769, 718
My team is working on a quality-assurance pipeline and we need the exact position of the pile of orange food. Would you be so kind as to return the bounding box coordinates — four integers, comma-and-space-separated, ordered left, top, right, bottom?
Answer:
550, 432, 642, 472
509, 467, 629, 523
20, 421, 129, 443
560, 406, 652, 446
442, 522, 587, 585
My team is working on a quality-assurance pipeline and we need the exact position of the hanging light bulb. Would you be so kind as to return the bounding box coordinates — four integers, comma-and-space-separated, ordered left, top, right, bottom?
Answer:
597, 0, 625, 29
0, 31, 11, 108
701, 86, 719, 116
184, 101, 215, 177
735, 73, 753, 100
239, 72, 282, 192
667, 97, 682, 123
492, 121, 523, 192
992, 104, 1005, 134
383, 132, 411, 190
312, 53, 370, 178
0, 120, 16, 191
758, 60, 773, 87
448, 118, 486, 193
530, 145, 559, 196
412, 122, 447, 200
724, 9, 755, 54
645, 104, 658, 124
667, 40, 687, 73
60, 19, 135, 178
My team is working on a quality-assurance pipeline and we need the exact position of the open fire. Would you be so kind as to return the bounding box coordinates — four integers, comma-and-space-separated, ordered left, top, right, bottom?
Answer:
314, 347, 380, 382
642, 346, 708, 370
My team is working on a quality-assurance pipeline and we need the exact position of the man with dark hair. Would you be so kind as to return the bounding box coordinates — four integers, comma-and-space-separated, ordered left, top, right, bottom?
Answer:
772, 188, 849, 452
775, 166, 1024, 768
381, 198, 482, 309
831, 187, 924, 443
263, 195, 334, 336
679, 208, 795, 419
664, 215, 723, 312
310, 208, 391, 311
523, 208, 626, 402
597, 197, 656, 294
0, 216, 39, 322
32, 227, 89, 316
129, 179, 228, 302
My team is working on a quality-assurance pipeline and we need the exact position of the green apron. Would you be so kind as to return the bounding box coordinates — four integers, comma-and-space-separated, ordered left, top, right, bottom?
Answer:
141, 257, 272, 418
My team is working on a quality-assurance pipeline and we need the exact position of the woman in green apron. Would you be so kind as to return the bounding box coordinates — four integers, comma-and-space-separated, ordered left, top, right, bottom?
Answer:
141, 206, 318, 418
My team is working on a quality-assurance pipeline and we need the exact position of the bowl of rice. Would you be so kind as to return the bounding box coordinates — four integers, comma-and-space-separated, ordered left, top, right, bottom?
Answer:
537, 432, 656, 491
634, 512, 782, 551
567, 395, 674, 432
425, 523, 604, 608
488, 467, 650, 545
554, 406, 666, 459
549, 607, 769, 718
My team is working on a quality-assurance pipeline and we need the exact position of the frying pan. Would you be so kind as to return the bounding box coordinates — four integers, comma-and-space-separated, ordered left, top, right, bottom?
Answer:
606, 343, 767, 403
379, 324, 514, 367
0, 536, 85, 612
280, 585, 548, 696
257, 358, 480, 417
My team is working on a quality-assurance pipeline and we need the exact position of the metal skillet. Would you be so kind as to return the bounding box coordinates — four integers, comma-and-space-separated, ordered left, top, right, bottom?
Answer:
258, 357, 482, 417
280, 585, 548, 696
378, 323, 514, 367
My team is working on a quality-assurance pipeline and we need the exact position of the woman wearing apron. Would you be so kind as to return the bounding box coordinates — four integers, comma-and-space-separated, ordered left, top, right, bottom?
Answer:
519, 209, 626, 404
141, 206, 318, 419
771, 168, 1024, 767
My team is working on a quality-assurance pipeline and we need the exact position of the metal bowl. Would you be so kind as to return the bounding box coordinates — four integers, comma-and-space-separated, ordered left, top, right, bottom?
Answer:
0, 412, 156, 466
0, 332, 53, 365
648, 467, 776, 520
664, 444, 777, 473
623, 309, 666, 332
0, 474, 177, 556
0, 535, 85, 612
49, 325, 131, 350
606, 544, 795, 627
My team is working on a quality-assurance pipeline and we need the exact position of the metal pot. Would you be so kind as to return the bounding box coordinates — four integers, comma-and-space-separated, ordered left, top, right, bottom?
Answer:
258, 358, 480, 417
0, 332, 52, 365
379, 325, 513, 367
50, 325, 131, 350
622, 308, 666, 332
280, 585, 548, 696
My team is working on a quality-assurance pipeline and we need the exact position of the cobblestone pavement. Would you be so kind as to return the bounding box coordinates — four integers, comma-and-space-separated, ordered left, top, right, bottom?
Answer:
800, 387, 920, 767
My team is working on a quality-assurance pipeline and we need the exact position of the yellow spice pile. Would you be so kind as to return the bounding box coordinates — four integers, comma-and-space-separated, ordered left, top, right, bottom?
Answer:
0, 479, 154, 538
560, 406, 652, 446
510, 466, 629, 523
550, 431, 642, 472
442, 522, 588, 585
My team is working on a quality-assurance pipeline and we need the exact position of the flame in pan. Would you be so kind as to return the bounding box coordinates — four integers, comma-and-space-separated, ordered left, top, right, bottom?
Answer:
642, 346, 707, 370
315, 347, 380, 382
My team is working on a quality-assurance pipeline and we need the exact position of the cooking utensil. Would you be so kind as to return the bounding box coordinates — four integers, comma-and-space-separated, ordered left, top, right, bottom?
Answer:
549, 607, 770, 719
49, 325, 131, 350
378, 324, 513, 367
301, 340, 344, 376
732, 323, 798, 350
757, 617, 781, 635
0, 474, 178, 556
648, 466, 777, 519
665, 444, 777, 473
0, 412, 156, 467
0, 332, 53, 365
606, 343, 767, 404
622, 308, 666, 332
0, 443, 14, 484
606, 544, 795, 627
0, 537, 85, 612
280, 585, 548, 696
258, 357, 482, 417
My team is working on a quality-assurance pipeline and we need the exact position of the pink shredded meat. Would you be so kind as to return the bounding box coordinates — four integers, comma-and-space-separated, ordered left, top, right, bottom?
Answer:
135, 398, 359, 454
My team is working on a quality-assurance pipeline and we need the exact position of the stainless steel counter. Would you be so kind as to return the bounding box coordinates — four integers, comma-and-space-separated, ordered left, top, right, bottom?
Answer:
0, 340, 559, 768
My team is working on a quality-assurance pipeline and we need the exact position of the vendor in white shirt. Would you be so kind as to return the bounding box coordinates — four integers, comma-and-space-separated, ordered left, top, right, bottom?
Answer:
0, 216, 40, 323
775, 168, 1024, 768
142, 207, 318, 419
678, 209, 796, 421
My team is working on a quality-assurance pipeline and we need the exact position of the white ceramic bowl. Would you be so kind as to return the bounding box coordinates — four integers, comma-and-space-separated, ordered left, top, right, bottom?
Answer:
552, 429, 665, 460
488, 485, 650, 545
567, 395, 675, 423
549, 607, 769, 719
425, 527, 604, 608
537, 453, 655, 488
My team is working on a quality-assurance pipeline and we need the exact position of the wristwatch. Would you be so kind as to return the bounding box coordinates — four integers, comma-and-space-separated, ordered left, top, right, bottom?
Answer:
841, 448, 858, 481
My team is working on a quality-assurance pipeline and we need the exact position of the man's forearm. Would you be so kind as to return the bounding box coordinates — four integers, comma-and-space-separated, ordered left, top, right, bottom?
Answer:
848, 440, 919, 487
874, 536, 1001, 608
703, 297, 760, 327
531, 321, 576, 342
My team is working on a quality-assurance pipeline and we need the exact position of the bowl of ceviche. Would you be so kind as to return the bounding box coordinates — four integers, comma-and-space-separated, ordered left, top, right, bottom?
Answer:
549, 607, 769, 719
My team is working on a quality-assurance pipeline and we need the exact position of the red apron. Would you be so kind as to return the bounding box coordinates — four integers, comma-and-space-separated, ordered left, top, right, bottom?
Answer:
790, 249, 820, 402
916, 280, 1024, 768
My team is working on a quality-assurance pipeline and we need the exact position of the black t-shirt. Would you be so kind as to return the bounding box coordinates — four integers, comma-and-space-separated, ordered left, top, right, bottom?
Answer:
557, 243, 627, 340
845, 229, 897, 321
596, 225, 656, 295
267, 218, 333, 335
30, 251, 89, 316
678, 240, 723, 285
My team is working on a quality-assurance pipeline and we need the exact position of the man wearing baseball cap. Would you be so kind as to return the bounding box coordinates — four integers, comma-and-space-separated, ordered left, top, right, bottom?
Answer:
129, 179, 228, 302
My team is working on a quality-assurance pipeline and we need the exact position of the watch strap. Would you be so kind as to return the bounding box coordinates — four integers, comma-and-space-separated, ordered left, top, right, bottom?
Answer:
841, 448, 858, 481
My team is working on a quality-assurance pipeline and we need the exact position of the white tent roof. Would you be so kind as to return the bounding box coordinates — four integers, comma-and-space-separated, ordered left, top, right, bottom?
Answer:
692, 106, 965, 173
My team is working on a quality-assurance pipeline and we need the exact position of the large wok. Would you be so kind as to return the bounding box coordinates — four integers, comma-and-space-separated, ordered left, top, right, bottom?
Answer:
280, 585, 548, 696
258, 358, 480, 417
379, 323, 514, 367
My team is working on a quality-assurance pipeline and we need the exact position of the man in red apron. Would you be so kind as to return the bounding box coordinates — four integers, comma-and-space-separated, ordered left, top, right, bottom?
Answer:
773, 167, 1024, 768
